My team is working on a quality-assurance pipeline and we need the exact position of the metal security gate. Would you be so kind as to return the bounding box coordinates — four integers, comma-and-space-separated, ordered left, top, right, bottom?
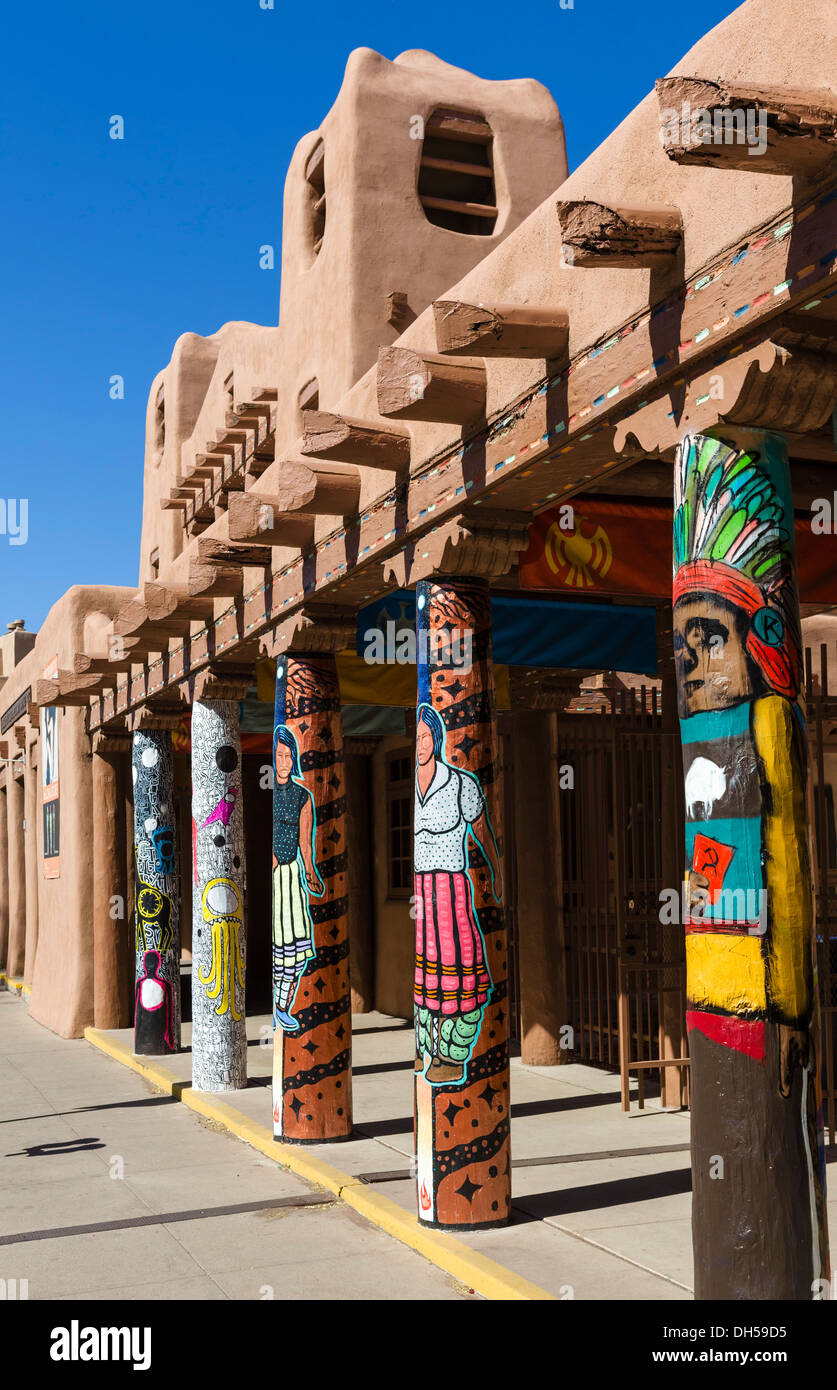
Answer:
806, 642, 837, 1146
559, 656, 837, 1125
559, 685, 688, 1110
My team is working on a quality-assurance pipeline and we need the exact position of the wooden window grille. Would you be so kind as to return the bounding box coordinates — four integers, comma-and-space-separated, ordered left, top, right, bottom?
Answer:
154, 384, 165, 463
386, 749, 413, 897
418, 108, 497, 236
305, 140, 326, 256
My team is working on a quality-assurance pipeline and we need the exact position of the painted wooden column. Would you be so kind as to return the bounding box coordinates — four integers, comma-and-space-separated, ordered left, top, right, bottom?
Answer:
92, 730, 132, 1029
673, 428, 829, 1299
23, 747, 40, 988
272, 652, 352, 1141
414, 576, 511, 1229
6, 767, 26, 979
132, 727, 180, 1054
0, 782, 8, 970
191, 683, 247, 1091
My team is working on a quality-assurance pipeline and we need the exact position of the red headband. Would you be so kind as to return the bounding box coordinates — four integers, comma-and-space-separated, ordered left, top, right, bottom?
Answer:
673, 559, 799, 701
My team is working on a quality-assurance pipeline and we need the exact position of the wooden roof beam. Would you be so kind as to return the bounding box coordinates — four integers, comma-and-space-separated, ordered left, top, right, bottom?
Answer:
271, 459, 360, 516
187, 537, 271, 600
656, 77, 837, 176
556, 200, 682, 267
58, 670, 113, 700
187, 560, 244, 600
113, 596, 189, 642
73, 650, 146, 676
182, 460, 218, 482
227, 496, 316, 548
244, 450, 273, 481
377, 347, 485, 424
300, 410, 410, 470
199, 538, 273, 568
143, 582, 217, 625
227, 400, 274, 425
433, 300, 569, 359
35, 674, 101, 707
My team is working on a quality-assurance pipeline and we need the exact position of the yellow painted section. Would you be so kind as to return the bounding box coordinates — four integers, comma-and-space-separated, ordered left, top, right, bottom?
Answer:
686, 695, 814, 1028
84, 1026, 553, 1301
686, 933, 766, 1015
3, 974, 29, 996
258, 653, 510, 711
752, 694, 813, 1024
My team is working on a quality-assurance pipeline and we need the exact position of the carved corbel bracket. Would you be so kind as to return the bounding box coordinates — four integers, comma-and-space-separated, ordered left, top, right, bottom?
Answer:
383, 508, 531, 587
261, 603, 356, 658
614, 341, 837, 457
191, 664, 255, 703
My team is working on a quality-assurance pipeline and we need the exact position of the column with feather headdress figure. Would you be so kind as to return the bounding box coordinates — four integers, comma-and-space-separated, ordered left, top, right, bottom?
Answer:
672, 429, 829, 1299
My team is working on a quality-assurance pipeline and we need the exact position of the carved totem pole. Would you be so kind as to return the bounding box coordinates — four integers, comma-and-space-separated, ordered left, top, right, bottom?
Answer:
673, 429, 828, 1299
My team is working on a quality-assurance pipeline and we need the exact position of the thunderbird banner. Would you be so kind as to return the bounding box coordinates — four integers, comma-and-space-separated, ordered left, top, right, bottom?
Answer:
519, 496, 837, 604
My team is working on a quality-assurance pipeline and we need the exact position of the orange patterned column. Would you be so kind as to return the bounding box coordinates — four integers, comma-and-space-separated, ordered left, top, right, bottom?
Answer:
272, 653, 352, 1142
414, 576, 511, 1229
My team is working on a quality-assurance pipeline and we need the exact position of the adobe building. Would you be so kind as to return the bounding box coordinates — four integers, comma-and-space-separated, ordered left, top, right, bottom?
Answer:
2, 0, 837, 1294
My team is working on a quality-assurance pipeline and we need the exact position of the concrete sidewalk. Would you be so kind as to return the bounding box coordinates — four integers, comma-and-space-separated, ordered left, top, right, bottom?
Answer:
94, 1007, 697, 1299
0, 993, 471, 1301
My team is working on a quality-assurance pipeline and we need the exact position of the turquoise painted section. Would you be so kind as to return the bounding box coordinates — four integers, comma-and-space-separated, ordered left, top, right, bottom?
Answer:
679, 701, 750, 745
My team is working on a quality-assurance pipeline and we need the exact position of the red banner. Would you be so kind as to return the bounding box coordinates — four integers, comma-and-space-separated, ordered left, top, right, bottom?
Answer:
519, 497, 837, 605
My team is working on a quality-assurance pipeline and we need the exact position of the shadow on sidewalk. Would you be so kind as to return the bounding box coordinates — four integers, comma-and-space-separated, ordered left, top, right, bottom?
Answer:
510, 1165, 692, 1222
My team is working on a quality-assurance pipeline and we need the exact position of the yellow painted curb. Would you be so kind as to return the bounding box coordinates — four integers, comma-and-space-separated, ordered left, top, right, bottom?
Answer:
84, 1026, 554, 1302
3, 975, 29, 997
341, 1184, 555, 1301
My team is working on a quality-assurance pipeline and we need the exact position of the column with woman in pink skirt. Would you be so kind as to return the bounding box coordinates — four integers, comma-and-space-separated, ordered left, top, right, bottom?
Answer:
413, 703, 503, 1085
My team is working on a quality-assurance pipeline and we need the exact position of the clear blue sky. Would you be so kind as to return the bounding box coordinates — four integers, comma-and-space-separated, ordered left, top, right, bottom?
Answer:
1, 0, 740, 631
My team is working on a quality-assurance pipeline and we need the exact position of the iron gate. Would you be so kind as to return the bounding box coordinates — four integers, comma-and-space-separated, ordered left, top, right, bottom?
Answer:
559, 685, 688, 1110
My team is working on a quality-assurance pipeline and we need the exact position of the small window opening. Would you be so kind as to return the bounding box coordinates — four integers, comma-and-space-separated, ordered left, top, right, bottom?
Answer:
305, 140, 326, 256
154, 385, 165, 464
418, 108, 497, 236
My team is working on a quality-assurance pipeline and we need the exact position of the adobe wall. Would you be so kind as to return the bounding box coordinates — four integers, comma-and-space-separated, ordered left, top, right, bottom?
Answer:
297, 0, 834, 491
277, 48, 567, 426
137, 48, 567, 583
137, 0, 834, 617
0, 585, 134, 1036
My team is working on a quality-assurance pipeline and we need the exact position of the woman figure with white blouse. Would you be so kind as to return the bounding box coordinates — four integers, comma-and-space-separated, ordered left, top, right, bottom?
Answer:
414, 703, 503, 1084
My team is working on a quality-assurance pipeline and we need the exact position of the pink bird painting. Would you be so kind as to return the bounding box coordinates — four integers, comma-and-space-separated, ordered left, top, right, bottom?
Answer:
200, 786, 238, 830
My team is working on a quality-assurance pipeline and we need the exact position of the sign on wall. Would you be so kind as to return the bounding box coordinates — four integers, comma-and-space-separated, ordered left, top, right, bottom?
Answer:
40, 656, 60, 879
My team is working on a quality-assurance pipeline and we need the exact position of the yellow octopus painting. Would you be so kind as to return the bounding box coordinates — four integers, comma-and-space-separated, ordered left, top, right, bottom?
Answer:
198, 877, 245, 1020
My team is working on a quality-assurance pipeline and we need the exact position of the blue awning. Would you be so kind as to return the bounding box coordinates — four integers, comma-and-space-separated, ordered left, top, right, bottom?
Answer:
357, 591, 657, 675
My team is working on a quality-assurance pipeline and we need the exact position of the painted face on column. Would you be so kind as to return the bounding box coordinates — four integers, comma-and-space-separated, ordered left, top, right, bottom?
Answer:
416, 719, 435, 769
673, 595, 754, 718
274, 742, 293, 785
